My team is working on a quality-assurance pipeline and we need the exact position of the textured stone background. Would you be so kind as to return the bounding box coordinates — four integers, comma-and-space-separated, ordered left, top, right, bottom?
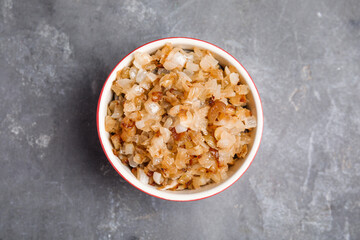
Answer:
1, 0, 360, 239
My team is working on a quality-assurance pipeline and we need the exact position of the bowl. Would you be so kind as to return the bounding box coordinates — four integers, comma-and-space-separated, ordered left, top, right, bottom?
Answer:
97, 37, 263, 201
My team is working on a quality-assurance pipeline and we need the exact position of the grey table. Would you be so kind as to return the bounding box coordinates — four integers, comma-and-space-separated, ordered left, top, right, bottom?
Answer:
1, 0, 359, 239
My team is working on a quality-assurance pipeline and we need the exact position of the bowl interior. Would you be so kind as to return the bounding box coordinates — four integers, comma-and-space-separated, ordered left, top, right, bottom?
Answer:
97, 38, 263, 201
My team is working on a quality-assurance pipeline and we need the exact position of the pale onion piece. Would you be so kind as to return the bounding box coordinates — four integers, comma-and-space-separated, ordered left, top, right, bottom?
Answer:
139, 80, 151, 90
116, 78, 133, 90
219, 150, 233, 165
175, 148, 189, 169
128, 157, 138, 168
192, 176, 208, 189
235, 84, 249, 95
219, 98, 228, 105
200, 54, 218, 71
159, 180, 178, 190
193, 106, 209, 132
221, 86, 236, 98
138, 133, 150, 145
105, 116, 119, 133
160, 127, 171, 143
137, 168, 149, 184
148, 137, 166, 158
204, 134, 217, 149
135, 120, 145, 129
179, 111, 193, 129
133, 60, 141, 69
214, 126, 227, 140
150, 122, 161, 132
111, 102, 123, 119
240, 133, 252, 144
186, 61, 199, 72
189, 131, 204, 145
133, 52, 152, 68
181, 80, 190, 92
186, 163, 203, 176
163, 61, 178, 71
188, 145, 203, 156
244, 116, 257, 129
178, 71, 192, 83
146, 162, 157, 172
213, 84, 222, 99
235, 107, 251, 120
224, 66, 231, 76
153, 172, 163, 185
182, 99, 201, 111
125, 84, 145, 100
166, 47, 179, 60
195, 70, 206, 82
183, 69, 194, 77
133, 154, 142, 164
159, 75, 174, 88
123, 101, 140, 113
168, 105, 181, 116
235, 141, 248, 158
199, 152, 215, 168
144, 100, 161, 115
190, 99, 201, 109
172, 52, 187, 66
178, 174, 191, 185
136, 69, 147, 83
110, 134, 121, 150
215, 117, 245, 134
229, 72, 240, 85
162, 155, 175, 170
152, 157, 162, 165
108, 100, 117, 112
146, 72, 158, 82
175, 124, 187, 133
194, 47, 204, 58
204, 78, 217, 95
184, 52, 194, 61
124, 143, 134, 155
205, 79, 222, 99
164, 52, 187, 70
217, 130, 236, 149
111, 81, 124, 96
187, 86, 201, 101
210, 172, 221, 183
163, 117, 173, 128
111, 112, 122, 119
129, 67, 138, 80
229, 95, 243, 106
220, 168, 228, 180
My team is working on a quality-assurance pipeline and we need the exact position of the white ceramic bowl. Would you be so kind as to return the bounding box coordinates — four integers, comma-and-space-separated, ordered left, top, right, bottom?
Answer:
97, 37, 263, 201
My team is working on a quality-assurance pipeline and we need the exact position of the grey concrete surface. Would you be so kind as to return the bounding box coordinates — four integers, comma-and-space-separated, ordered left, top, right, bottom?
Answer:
1, 0, 360, 239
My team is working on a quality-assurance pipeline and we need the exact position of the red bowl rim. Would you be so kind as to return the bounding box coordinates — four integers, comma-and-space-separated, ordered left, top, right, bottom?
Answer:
96, 37, 264, 202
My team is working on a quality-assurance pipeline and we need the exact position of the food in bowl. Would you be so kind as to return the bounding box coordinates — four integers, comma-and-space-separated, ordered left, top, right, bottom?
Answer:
105, 43, 256, 190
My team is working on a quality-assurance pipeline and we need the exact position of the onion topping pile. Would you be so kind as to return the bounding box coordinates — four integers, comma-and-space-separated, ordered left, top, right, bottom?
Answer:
105, 43, 256, 190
